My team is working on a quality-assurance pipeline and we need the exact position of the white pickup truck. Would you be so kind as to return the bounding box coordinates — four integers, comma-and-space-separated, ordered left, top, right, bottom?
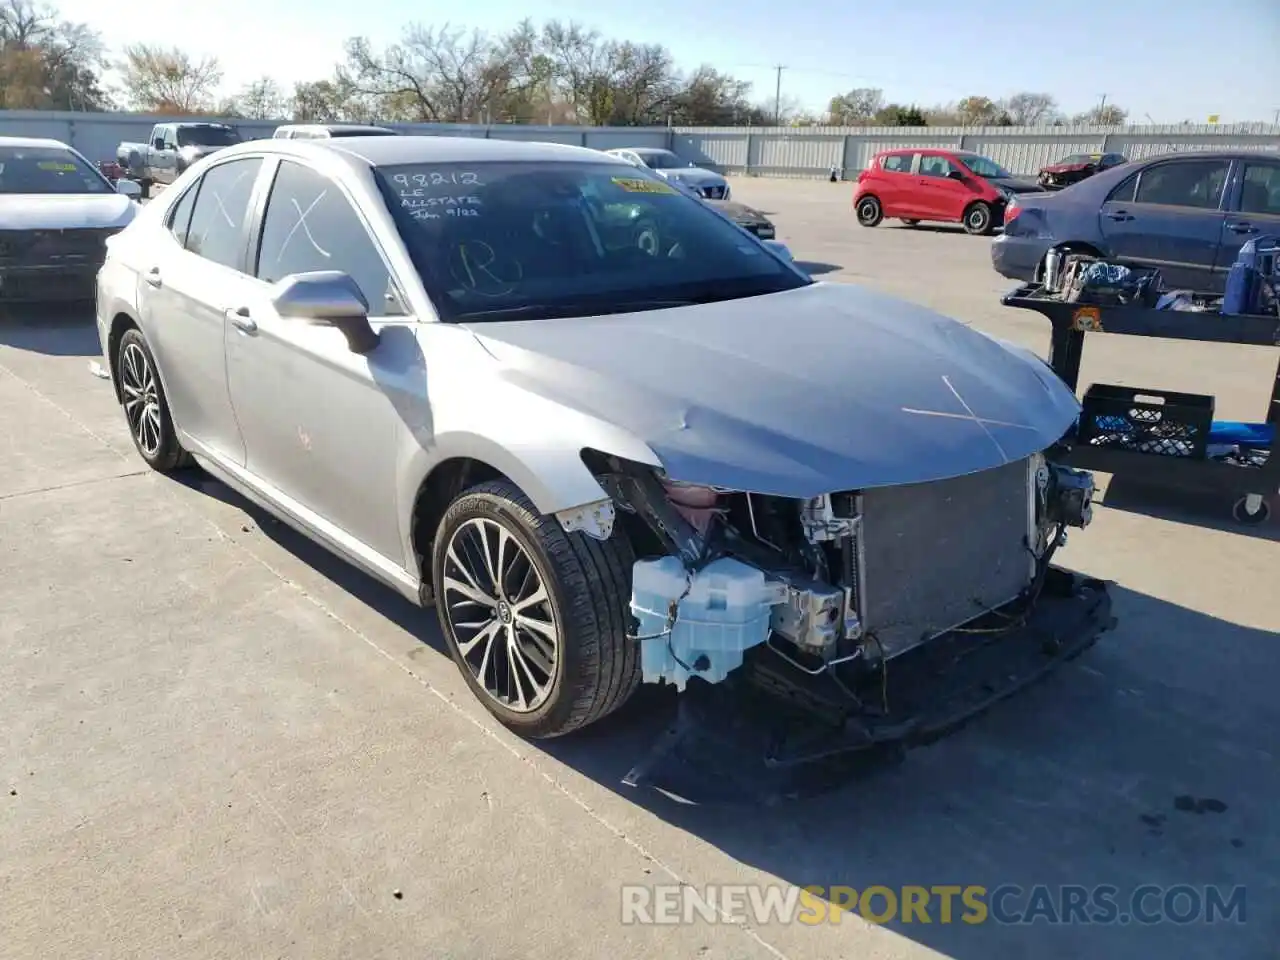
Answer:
116, 121, 241, 198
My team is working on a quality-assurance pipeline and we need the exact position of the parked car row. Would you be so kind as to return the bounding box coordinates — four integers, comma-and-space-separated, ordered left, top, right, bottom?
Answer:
848, 143, 1278, 298
996, 151, 1280, 294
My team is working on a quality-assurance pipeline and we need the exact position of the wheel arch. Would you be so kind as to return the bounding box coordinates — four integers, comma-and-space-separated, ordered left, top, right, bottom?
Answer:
106, 310, 140, 403
402, 435, 652, 602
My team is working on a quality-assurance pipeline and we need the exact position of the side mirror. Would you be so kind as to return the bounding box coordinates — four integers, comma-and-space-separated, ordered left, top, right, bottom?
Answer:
948, 169, 967, 181
271, 271, 380, 354
152, 137, 164, 150
116, 179, 141, 199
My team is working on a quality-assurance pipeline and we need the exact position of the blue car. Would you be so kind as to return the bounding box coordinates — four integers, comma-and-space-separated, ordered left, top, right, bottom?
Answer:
993, 150, 1280, 294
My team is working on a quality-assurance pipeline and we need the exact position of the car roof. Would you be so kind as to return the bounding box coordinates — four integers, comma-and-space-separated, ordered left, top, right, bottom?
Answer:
630, 147, 672, 155
310, 135, 633, 168
279, 123, 395, 134
0, 135, 71, 150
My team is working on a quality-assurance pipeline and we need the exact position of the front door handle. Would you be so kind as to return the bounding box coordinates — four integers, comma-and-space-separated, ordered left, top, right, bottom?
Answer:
225, 306, 257, 333
1106, 210, 1134, 222
1228, 221, 1258, 234
144, 267, 162, 287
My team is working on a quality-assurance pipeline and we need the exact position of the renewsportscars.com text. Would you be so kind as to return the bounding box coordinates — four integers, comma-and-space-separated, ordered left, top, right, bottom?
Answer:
621, 883, 1247, 926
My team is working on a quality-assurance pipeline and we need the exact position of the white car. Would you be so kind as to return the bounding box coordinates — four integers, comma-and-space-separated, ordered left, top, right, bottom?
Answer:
0, 136, 141, 303
605, 148, 731, 200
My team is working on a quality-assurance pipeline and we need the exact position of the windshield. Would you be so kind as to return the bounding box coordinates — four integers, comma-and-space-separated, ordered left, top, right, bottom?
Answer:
377, 161, 807, 322
639, 151, 689, 170
1061, 154, 1101, 165
0, 145, 113, 195
957, 155, 1012, 179
176, 125, 240, 147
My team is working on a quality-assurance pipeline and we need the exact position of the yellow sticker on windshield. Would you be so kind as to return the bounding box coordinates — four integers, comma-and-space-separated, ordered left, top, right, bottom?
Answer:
37, 161, 76, 172
611, 177, 677, 195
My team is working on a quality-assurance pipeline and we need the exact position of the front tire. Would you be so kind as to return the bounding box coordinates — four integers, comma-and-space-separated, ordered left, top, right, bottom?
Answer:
963, 201, 994, 236
432, 479, 640, 738
855, 195, 883, 227
116, 328, 191, 472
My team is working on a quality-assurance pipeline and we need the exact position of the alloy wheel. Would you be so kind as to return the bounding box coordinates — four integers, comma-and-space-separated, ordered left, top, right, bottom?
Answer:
120, 341, 162, 458
441, 517, 558, 713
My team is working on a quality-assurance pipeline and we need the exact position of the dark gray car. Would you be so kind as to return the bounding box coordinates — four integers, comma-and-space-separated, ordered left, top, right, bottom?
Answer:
992, 150, 1280, 294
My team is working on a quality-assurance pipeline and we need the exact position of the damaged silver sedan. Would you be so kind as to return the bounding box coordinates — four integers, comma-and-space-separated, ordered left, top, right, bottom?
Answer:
94, 136, 1113, 755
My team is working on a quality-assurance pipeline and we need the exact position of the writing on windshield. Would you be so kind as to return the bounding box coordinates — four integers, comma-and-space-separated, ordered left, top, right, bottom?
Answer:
376, 160, 806, 321
0, 146, 111, 195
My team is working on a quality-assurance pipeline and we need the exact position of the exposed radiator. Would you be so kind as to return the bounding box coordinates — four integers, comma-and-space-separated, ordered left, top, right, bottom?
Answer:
859, 458, 1035, 660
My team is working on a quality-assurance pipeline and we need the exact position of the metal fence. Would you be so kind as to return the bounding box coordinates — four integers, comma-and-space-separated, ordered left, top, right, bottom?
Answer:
2, 110, 1277, 179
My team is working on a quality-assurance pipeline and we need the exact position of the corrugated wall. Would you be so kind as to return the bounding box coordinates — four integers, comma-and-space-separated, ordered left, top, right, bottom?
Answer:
1, 111, 1276, 178
673, 123, 1280, 177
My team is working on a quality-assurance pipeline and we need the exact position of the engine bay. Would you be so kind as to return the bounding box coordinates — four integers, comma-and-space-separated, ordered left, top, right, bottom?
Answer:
577, 449, 1097, 709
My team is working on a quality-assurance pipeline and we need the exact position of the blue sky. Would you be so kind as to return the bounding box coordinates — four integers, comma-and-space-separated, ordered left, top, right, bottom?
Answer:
57, 0, 1280, 123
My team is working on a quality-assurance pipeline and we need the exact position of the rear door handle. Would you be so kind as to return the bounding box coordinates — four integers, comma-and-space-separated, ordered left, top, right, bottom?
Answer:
1106, 210, 1134, 222
225, 306, 257, 333
144, 267, 162, 287
1228, 221, 1258, 234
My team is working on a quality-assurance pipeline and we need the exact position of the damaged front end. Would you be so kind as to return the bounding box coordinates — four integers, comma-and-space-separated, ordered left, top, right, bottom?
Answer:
572, 448, 1114, 800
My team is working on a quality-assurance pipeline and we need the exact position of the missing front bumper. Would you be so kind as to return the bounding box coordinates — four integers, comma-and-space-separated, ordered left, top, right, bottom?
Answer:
623, 567, 1115, 803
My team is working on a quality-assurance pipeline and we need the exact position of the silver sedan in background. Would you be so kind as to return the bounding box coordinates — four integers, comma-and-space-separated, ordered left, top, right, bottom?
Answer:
95, 135, 1106, 747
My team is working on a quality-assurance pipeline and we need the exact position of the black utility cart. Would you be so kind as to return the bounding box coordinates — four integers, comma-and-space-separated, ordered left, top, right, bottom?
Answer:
1003, 283, 1280, 526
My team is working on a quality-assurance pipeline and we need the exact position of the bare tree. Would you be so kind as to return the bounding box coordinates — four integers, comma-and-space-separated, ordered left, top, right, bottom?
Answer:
1072, 103, 1128, 125
0, 0, 110, 110
235, 76, 285, 119
826, 88, 884, 125
118, 43, 223, 113
342, 22, 539, 123
1001, 91, 1058, 126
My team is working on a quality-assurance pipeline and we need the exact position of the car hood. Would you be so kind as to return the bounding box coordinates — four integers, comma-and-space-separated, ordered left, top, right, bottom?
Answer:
987, 176, 1045, 194
706, 199, 765, 221
1041, 162, 1094, 174
0, 193, 137, 230
660, 166, 726, 185
467, 282, 1080, 498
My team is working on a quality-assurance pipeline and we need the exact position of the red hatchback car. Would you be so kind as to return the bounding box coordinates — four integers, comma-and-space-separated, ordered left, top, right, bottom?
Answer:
853, 148, 1044, 235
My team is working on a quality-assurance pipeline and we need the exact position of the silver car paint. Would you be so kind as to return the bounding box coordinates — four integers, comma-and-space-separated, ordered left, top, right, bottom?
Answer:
97, 136, 1076, 609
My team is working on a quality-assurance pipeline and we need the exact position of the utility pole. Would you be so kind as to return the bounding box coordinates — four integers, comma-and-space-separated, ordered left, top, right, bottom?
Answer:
773, 65, 786, 127
1095, 93, 1107, 121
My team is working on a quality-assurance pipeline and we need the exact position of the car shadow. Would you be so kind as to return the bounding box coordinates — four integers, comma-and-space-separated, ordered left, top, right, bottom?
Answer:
1099, 478, 1279, 543
0, 307, 101, 356
543, 583, 1277, 959
795, 261, 842, 276
896, 224, 1006, 236
160, 461, 1279, 959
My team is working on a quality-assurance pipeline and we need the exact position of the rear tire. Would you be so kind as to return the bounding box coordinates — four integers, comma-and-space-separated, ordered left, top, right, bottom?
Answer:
856, 196, 883, 227
962, 201, 994, 236
432, 479, 640, 738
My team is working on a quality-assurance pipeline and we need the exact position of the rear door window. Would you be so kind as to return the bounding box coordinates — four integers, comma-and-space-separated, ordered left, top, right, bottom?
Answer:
1133, 159, 1231, 210
166, 183, 199, 246
880, 153, 911, 173
182, 157, 264, 271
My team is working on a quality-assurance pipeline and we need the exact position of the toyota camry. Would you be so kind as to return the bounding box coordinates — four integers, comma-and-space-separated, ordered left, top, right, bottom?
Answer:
94, 136, 1112, 752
